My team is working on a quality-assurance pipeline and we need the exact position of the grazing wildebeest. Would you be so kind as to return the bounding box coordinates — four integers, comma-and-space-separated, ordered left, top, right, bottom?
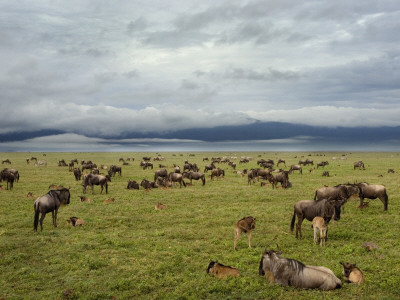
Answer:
35, 160, 47, 167
127, 180, 140, 190
82, 173, 111, 194
289, 165, 302, 174
204, 163, 216, 173
68, 162, 74, 171
317, 161, 329, 168
168, 172, 186, 188
182, 171, 206, 185
340, 262, 365, 284
228, 161, 236, 170
82, 163, 97, 172
0, 168, 18, 190
140, 161, 153, 170
203, 157, 209, 161
73, 168, 82, 181
108, 165, 122, 176
154, 169, 168, 181
266, 171, 289, 189
33, 188, 71, 231
290, 198, 342, 239
322, 171, 330, 177
259, 247, 342, 290
142, 156, 151, 161
312, 216, 328, 246
357, 182, 388, 211
207, 261, 240, 279
234, 216, 256, 250
247, 169, 259, 185
31, 157, 38, 162
58, 159, 67, 167
210, 168, 225, 180
354, 161, 365, 170
2, 159, 11, 164
314, 184, 360, 204
277, 158, 286, 167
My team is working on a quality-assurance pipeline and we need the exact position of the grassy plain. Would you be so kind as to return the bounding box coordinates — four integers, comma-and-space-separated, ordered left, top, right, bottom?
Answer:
0, 151, 399, 300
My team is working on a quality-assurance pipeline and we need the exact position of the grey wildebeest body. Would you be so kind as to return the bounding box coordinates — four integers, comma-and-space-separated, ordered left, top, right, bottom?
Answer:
211, 168, 225, 180
33, 188, 71, 231
182, 171, 206, 185
108, 165, 122, 176
204, 163, 216, 173
168, 172, 186, 188
354, 161, 365, 170
154, 169, 168, 181
259, 248, 342, 290
0, 168, 18, 190
291, 199, 341, 239
73, 168, 82, 181
314, 184, 360, 203
289, 165, 302, 174
82, 173, 111, 194
357, 182, 388, 211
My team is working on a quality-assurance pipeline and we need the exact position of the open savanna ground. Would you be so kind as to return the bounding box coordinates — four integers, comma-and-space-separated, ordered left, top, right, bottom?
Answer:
0, 151, 399, 299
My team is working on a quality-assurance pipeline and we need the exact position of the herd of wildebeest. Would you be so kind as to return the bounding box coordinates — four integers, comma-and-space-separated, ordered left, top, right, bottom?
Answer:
0, 153, 391, 291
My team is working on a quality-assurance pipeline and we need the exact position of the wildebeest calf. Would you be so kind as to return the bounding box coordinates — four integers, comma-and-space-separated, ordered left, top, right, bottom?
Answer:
206, 261, 240, 279
312, 216, 327, 246
340, 262, 365, 284
234, 216, 256, 250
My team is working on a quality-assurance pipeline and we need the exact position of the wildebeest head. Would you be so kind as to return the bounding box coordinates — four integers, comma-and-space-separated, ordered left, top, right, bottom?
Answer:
340, 262, 356, 277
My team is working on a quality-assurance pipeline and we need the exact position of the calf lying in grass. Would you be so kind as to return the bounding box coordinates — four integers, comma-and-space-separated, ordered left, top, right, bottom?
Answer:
67, 217, 85, 227
155, 203, 167, 210
340, 262, 365, 284
206, 261, 240, 279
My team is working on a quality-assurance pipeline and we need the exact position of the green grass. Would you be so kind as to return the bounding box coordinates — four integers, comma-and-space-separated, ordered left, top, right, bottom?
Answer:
0, 152, 399, 299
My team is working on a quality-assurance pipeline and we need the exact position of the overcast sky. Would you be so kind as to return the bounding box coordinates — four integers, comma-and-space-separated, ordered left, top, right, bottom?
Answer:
1, 0, 400, 149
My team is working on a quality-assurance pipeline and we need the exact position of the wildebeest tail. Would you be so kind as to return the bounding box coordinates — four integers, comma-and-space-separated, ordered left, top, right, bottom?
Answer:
313, 191, 317, 200
290, 210, 296, 232
202, 176, 205, 186
33, 203, 39, 231
384, 189, 388, 211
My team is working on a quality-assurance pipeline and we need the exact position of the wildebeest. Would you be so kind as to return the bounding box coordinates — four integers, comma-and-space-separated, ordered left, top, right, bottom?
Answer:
234, 216, 256, 250
247, 169, 259, 185
108, 165, 122, 176
154, 169, 168, 181
58, 159, 67, 167
289, 165, 302, 174
67, 216, 85, 227
140, 179, 158, 190
290, 199, 342, 239
266, 171, 289, 189
0, 168, 16, 190
82, 163, 97, 172
34, 160, 47, 167
82, 173, 111, 194
357, 182, 388, 211
207, 261, 240, 279
182, 171, 206, 185
314, 184, 360, 204
277, 158, 286, 167
259, 247, 342, 290
387, 168, 395, 173
322, 171, 330, 177
155, 203, 167, 210
204, 163, 216, 173
79, 196, 93, 202
33, 188, 71, 231
2, 159, 11, 164
312, 216, 328, 246
299, 159, 313, 166
127, 180, 140, 190
340, 262, 365, 284
354, 161, 365, 170
317, 161, 329, 168
210, 168, 225, 180
140, 161, 153, 170
72, 168, 82, 181
168, 172, 186, 188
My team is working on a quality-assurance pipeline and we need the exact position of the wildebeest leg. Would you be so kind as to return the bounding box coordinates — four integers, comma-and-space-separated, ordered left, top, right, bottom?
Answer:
247, 231, 252, 248
379, 195, 388, 211
233, 228, 239, 250
314, 227, 318, 244
359, 195, 364, 207
52, 211, 55, 227
39, 213, 46, 231
296, 217, 303, 239
53, 209, 58, 227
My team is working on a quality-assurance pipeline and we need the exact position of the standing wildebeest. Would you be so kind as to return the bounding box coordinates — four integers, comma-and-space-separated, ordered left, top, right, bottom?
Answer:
2, 159, 11, 164
266, 171, 289, 189
312, 216, 328, 246
354, 161, 365, 170
234, 216, 256, 250
33, 188, 71, 231
259, 247, 342, 290
314, 184, 360, 203
211, 168, 225, 180
207, 261, 240, 279
35, 160, 47, 167
277, 158, 286, 167
340, 262, 365, 284
247, 169, 259, 185
357, 182, 388, 211
108, 165, 122, 176
204, 163, 216, 173
1, 168, 19, 182
127, 180, 139, 190
289, 165, 302, 174
82, 173, 111, 194
168, 172, 186, 188
73, 168, 81, 181
0, 168, 16, 190
154, 169, 168, 181
182, 171, 206, 185
82, 163, 97, 172
290, 198, 342, 239
317, 161, 329, 168
299, 159, 313, 166
140, 161, 153, 170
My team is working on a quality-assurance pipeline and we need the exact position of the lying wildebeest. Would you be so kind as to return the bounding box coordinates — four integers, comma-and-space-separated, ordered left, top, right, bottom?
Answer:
322, 171, 330, 177
2, 159, 11, 164
154, 169, 168, 181
73, 168, 82, 181
82, 173, 111, 194
140, 179, 158, 190
156, 177, 173, 188
340, 262, 365, 284
291, 198, 343, 239
312, 216, 328, 246
58, 159, 67, 167
354, 161, 365, 170
289, 165, 302, 174
33, 188, 71, 231
104, 198, 115, 203
79, 196, 93, 202
0, 168, 16, 190
357, 182, 388, 211
387, 168, 395, 173
182, 171, 206, 185
82, 163, 97, 171
108, 165, 122, 176
48, 184, 65, 190
67, 216, 85, 227
234, 216, 256, 250
207, 261, 240, 279
168, 172, 186, 188
204, 163, 216, 173
317, 161, 329, 168
210, 168, 225, 180
155, 203, 167, 210
127, 180, 139, 190
259, 247, 342, 290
